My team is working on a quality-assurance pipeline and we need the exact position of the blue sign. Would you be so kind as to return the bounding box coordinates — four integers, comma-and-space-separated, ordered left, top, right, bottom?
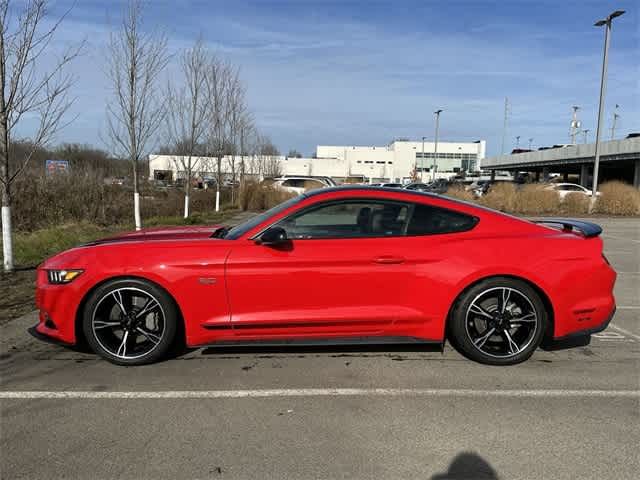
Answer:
45, 160, 69, 175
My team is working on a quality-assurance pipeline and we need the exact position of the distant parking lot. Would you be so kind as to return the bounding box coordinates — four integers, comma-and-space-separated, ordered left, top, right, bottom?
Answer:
1, 217, 639, 480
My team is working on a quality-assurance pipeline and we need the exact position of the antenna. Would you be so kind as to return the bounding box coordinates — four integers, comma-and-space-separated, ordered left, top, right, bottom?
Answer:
570, 106, 581, 144
500, 97, 510, 155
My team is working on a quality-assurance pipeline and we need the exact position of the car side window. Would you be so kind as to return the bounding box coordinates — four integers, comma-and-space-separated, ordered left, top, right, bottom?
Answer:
282, 179, 303, 188
406, 203, 477, 235
276, 201, 409, 239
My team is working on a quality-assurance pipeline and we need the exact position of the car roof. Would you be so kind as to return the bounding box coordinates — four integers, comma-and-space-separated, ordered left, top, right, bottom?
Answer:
303, 185, 442, 200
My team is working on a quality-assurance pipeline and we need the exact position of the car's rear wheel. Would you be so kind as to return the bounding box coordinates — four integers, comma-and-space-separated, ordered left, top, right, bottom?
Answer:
82, 278, 177, 366
449, 277, 547, 365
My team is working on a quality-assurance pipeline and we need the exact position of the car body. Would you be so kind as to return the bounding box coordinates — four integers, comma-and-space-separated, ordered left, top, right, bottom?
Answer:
34, 187, 616, 366
545, 182, 598, 199
271, 176, 334, 195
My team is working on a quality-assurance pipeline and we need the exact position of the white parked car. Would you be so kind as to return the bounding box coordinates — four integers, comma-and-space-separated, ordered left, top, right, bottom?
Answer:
271, 176, 335, 195
545, 183, 599, 199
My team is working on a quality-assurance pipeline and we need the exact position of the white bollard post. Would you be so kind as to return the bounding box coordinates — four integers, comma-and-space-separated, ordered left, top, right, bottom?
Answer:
215, 189, 220, 212
134, 192, 141, 231
1, 205, 13, 272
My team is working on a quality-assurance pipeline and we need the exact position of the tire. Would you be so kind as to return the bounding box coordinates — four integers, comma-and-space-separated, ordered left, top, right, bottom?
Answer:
448, 277, 547, 365
82, 278, 178, 366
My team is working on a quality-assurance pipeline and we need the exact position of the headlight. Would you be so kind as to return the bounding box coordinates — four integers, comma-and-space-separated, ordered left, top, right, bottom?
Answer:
47, 269, 83, 284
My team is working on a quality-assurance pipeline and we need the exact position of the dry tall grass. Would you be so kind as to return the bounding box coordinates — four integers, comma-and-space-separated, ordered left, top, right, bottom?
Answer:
512, 184, 559, 215
444, 185, 475, 202
477, 182, 518, 212
239, 181, 297, 211
561, 192, 590, 215
595, 181, 640, 215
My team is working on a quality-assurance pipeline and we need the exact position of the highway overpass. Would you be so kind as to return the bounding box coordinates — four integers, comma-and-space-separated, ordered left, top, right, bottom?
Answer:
481, 137, 640, 188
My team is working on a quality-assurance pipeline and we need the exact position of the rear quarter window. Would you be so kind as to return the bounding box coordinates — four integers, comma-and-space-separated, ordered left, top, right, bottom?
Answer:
407, 203, 478, 235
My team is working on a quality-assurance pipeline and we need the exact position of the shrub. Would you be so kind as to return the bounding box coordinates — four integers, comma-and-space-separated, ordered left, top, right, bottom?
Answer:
512, 184, 560, 215
478, 182, 518, 212
595, 181, 640, 216
239, 181, 297, 211
561, 192, 590, 216
444, 185, 475, 202
11, 170, 237, 232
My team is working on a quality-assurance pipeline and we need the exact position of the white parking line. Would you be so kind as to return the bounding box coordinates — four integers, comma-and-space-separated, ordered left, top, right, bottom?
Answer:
1, 388, 638, 399
609, 323, 640, 341
616, 306, 640, 310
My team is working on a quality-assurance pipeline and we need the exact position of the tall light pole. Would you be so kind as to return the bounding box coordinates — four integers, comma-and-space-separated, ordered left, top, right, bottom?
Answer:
528, 138, 534, 150
610, 105, 620, 139
592, 9, 625, 197
583, 129, 590, 144
420, 136, 427, 182
433, 109, 443, 181
515, 135, 520, 148
570, 106, 581, 144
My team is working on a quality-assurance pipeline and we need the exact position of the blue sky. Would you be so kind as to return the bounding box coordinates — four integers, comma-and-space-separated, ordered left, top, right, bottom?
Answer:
26, 0, 640, 156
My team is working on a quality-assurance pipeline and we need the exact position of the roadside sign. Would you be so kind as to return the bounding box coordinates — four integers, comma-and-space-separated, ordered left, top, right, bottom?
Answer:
45, 160, 69, 175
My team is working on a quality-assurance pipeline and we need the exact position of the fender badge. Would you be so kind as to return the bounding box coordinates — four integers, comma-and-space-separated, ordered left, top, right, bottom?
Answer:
198, 277, 217, 285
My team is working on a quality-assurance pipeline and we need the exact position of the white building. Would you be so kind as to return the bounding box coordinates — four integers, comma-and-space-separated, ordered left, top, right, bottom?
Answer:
148, 139, 486, 184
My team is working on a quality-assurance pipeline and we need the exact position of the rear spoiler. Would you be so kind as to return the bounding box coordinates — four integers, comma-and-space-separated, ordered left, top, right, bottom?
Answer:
532, 219, 602, 238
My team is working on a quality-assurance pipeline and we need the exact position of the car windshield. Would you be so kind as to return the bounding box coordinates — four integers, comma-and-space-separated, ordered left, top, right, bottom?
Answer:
223, 195, 305, 240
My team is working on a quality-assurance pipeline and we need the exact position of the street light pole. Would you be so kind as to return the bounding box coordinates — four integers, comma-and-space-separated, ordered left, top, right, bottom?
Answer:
433, 110, 443, 182
528, 138, 533, 150
420, 136, 426, 182
592, 9, 625, 198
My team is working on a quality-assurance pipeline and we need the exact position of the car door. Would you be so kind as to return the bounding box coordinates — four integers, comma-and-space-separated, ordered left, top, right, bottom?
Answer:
224, 199, 423, 338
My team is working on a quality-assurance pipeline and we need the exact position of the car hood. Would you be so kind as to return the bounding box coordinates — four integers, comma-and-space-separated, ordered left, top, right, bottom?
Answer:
84, 225, 225, 246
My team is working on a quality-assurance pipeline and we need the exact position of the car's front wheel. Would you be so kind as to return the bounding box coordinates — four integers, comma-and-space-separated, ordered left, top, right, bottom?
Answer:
82, 278, 178, 366
449, 277, 547, 365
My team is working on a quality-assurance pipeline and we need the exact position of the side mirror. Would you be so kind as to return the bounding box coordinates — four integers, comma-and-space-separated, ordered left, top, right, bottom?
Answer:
256, 226, 289, 246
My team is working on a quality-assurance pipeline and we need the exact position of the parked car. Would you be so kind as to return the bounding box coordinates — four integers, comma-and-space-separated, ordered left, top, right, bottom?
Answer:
545, 183, 599, 199
424, 178, 452, 194
33, 186, 616, 366
468, 180, 492, 197
271, 176, 333, 195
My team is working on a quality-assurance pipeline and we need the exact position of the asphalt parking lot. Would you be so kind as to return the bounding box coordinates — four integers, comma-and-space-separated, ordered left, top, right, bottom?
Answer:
1, 217, 639, 480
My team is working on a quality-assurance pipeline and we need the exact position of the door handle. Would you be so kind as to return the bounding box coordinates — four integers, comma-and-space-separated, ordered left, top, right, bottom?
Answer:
373, 256, 405, 265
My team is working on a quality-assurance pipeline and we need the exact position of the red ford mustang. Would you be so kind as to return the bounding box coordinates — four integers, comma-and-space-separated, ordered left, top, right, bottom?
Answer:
34, 187, 616, 366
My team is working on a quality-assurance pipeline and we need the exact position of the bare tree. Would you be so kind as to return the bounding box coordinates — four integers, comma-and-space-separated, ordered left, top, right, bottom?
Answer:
237, 113, 254, 187
204, 56, 235, 212
0, 0, 81, 272
165, 37, 208, 218
106, 0, 168, 230
226, 70, 250, 205
257, 134, 281, 178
